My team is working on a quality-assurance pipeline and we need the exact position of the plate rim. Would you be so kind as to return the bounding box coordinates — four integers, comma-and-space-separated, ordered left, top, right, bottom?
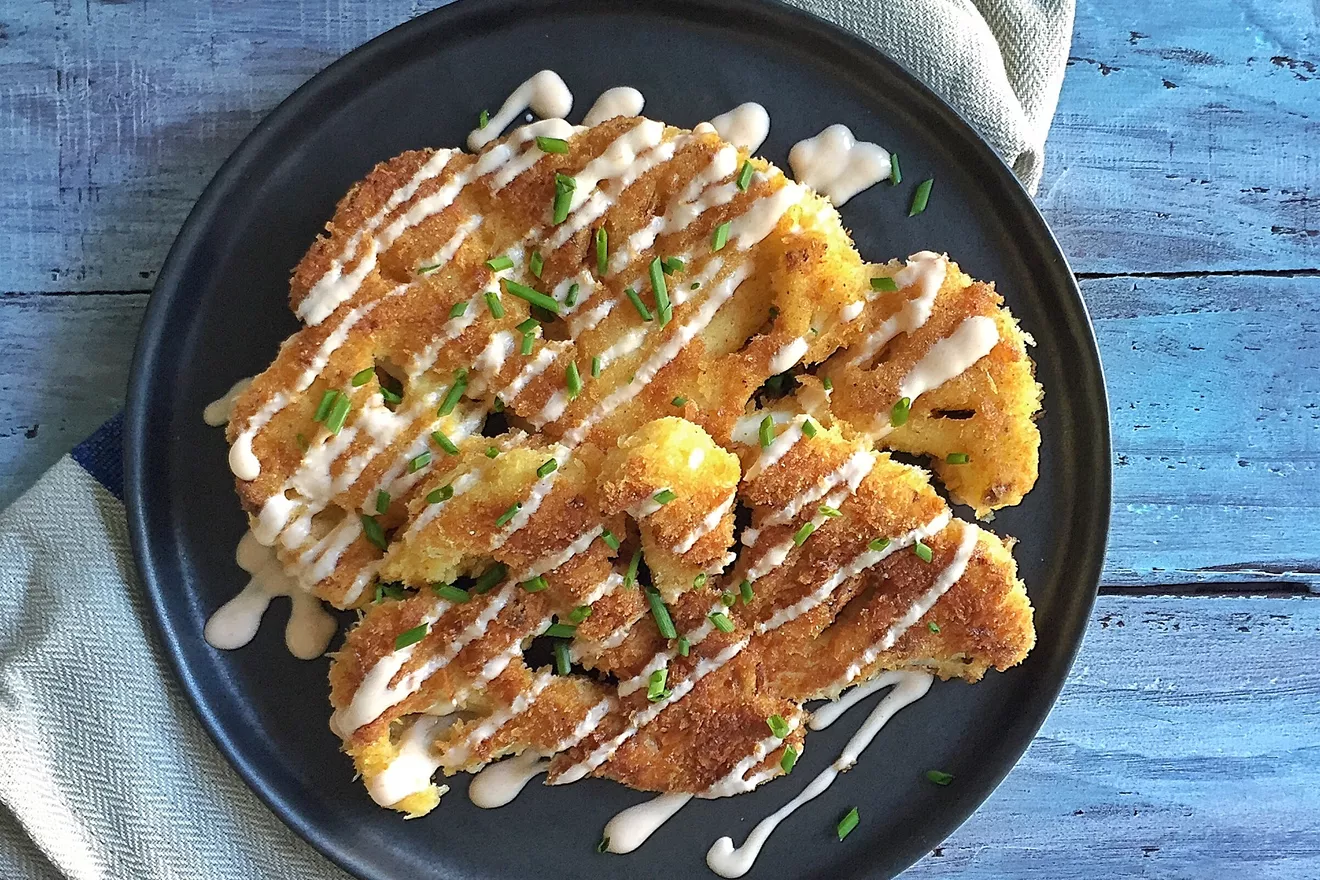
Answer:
124, 0, 1112, 877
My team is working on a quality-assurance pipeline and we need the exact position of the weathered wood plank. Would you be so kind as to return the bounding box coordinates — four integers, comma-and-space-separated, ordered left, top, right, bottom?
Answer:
906, 594, 1320, 878
0, 0, 1315, 291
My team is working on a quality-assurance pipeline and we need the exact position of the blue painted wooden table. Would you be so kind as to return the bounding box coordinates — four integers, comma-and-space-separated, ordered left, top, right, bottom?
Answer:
2, 1, 1317, 876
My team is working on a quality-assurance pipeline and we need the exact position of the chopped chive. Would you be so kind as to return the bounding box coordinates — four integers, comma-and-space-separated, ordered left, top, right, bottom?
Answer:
624, 287, 654, 322
647, 589, 678, 639
709, 611, 734, 633
537, 458, 558, 478
522, 574, 548, 593
314, 389, 338, 422
677, 636, 690, 656
449, 300, 469, 318
837, 807, 860, 841
591, 355, 601, 378
502, 279, 561, 313
325, 394, 352, 434
379, 386, 403, 405
433, 583, 471, 604
485, 255, 514, 272
565, 282, 580, 307
780, 745, 799, 774
672, 395, 687, 407
360, 514, 388, 550
909, 178, 934, 216
536, 135, 570, 154
486, 446, 500, 459
596, 837, 610, 854
417, 263, 441, 275
408, 451, 432, 473
394, 623, 428, 650
496, 502, 522, 527
658, 305, 672, 326
870, 276, 898, 292
649, 258, 671, 326
478, 108, 490, 129
595, 227, 608, 275
928, 621, 941, 633
890, 397, 911, 427
296, 433, 310, 452
521, 333, 534, 355
515, 317, 539, 334
720, 591, 735, 607
352, 367, 376, 387
529, 250, 544, 278
690, 281, 701, 290
767, 714, 789, 738
492, 396, 505, 412
374, 582, 406, 603
552, 173, 578, 223
819, 504, 842, 518
431, 430, 459, 455
472, 563, 507, 594
653, 488, 677, 505
822, 376, 833, 391
545, 622, 577, 638
735, 160, 754, 192
946, 452, 970, 464
759, 415, 775, 448
925, 769, 954, 786
793, 522, 816, 546
553, 640, 572, 675
869, 537, 890, 552
739, 579, 753, 604
661, 256, 685, 275
484, 290, 504, 318
601, 529, 620, 551
711, 221, 730, 252
624, 547, 642, 588
802, 419, 817, 438
568, 605, 593, 624
913, 540, 933, 563
438, 372, 468, 416
764, 374, 785, 395
426, 484, 454, 504
694, 573, 708, 589
566, 361, 582, 399
889, 153, 901, 185
375, 490, 391, 514
647, 668, 670, 702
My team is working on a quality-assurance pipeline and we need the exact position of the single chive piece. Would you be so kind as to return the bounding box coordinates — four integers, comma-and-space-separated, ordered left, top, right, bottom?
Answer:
764, 374, 785, 394
914, 540, 934, 563
553, 640, 572, 675
502, 279, 561, 313
653, 488, 677, 505
925, 769, 954, 786
672, 395, 687, 407
408, 450, 432, 473
595, 226, 609, 275
649, 258, 671, 326
537, 458, 558, 478
545, 622, 577, 638
516, 317, 539, 334
478, 109, 490, 129
352, 367, 376, 387
325, 394, 352, 434
736, 160, 755, 192
565, 282, 580, 307
946, 452, 970, 464
647, 668, 670, 702
647, 590, 678, 639
485, 255, 514, 272
767, 714, 790, 739
379, 385, 403, 405
374, 582, 406, 603
426, 484, 454, 504
694, 573, 708, 589
529, 250, 544, 278
449, 300, 469, 318
601, 529, 620, 551
801, 419, 818, 439
677, 636, 690, 657
522, 574, 548, 593
889, 152, 902, 185
484, 290, 505, 318
739, 579, 753, 604
711, 221, 731, 252
720, 591, 735, 607
596, 837, 610, 854
759, 415, 775, 449
471, 563, 508, 594
909, 178, 934, 216
417, 263, 441, 275
360, 514, 388, 550
819, 504, 842, 518
928, 621, 941, 633
837, 807, 860, 841
793, 522, 816, 546
566, 361, 582, 399
314, 389, 339, 423
492, 396, 505, 412
870, 276, 899, 292
552, 173, 578, 224
591, 355, 602, 378
431, 430, 459, 455
296, 433, 310, 452
709, 611, 735, 633
536, 135, 570, 154
375, 490, 391, 514
521, 333, 534, 355
890, 396, 911, 427
496, 502, 522, 527
658, 305, 673, 326
662, 256, 685, 275
394, 623, 428, 650
822, 376, 834, 391
624, 287, 654, 322
438, 372, 468, 416
780, 745, 799, 774
690, 281, 701, 290
485, 446, 500, 459
624, 547, 642, 588
568, 605, 593, 624
433, 583, 471, 604
869, 537, 891, 552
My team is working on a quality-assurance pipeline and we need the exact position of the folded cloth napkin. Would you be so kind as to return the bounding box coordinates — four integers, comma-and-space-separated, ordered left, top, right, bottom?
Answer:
0, 2, 1073, 876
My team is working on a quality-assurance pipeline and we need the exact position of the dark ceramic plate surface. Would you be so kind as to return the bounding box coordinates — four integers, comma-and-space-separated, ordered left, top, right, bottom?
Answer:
124, 1, 1110, 877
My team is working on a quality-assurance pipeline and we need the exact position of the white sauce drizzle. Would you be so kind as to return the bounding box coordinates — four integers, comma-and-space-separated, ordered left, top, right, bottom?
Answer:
583, 86, 645, 126
762, 448, 874, 528
744, 414, 808, 482
603, 793, 694, 853
365, 715, 456, 807
203, 377, 253, 427
702, 713, 802, 798
469, 751, 549, 808
468, 70, 573, 152
673, 491, 736, 554
767, 337, 808, 375
845, 251, 947, 364
787, 124, 891, 207
898, 315, 999, 402
704, 103, 770, 153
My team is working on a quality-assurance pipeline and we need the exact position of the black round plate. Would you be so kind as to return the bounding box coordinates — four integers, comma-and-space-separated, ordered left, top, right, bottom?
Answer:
125, 1, 1110, 878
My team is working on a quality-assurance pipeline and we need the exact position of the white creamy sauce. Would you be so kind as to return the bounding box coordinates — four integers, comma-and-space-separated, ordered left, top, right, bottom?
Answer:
673, 491, 735, 554
809, 670, 916, 730
897, 315, 999, 402
702, 713, 802, 799
203, 377, 253, 427
763, 448, 874, 528
204, 531, 336, 660
468, 70, 573, 152
705, 102, 771, 153
566, 119, 667, 213
604, 793, 694, 853
845, 251, 949, 366
705, 673, 934, 878
366, 715, 456, 807
744, 414, 808, 482
545, 135, 681, 252
767, 337, 808, 375
787, 124, 891, 206
583, 86, 645, 126
469, 751, 549, 808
